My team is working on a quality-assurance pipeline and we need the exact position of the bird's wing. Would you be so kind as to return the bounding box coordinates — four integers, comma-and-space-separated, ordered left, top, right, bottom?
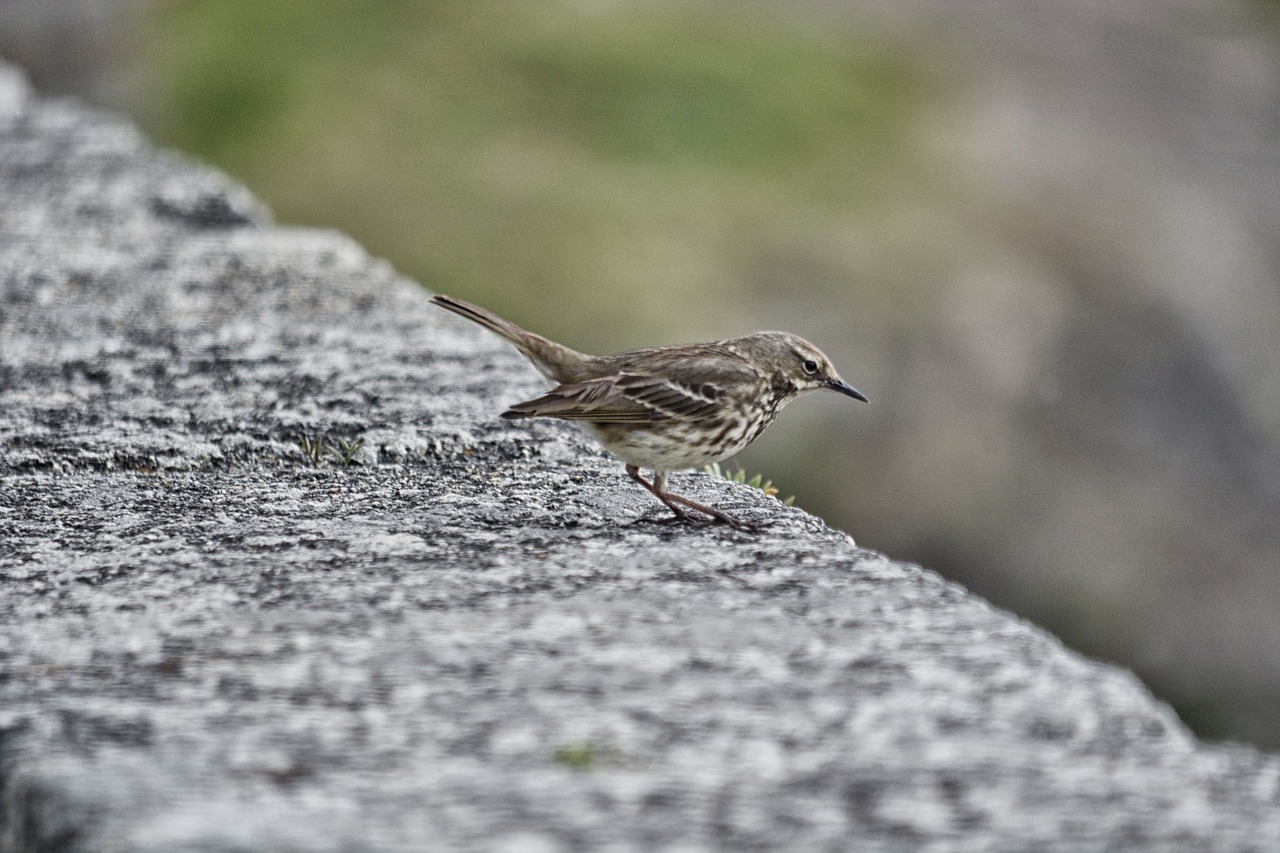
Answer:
502, 355, 756, 424
502, 376, 653, 423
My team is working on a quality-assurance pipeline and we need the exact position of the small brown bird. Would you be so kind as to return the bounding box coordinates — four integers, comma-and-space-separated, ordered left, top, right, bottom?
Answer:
431, 295, 867, 529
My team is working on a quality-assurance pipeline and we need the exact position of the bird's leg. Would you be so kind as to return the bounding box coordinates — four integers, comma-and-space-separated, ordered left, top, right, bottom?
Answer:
659, 488, 749, 531
626, 465, 695, 523
627, 466, 747, 530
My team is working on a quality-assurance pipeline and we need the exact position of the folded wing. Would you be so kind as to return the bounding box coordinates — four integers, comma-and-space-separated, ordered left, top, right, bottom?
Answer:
502, 353, 755, 424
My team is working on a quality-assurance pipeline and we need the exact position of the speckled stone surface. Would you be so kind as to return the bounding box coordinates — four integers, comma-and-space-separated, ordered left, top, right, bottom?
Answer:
2, 61, 1279, 853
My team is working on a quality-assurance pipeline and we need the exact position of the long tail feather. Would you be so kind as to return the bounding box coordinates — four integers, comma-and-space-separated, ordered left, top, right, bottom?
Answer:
430, 294, 592, 382
430, 295, 531, 348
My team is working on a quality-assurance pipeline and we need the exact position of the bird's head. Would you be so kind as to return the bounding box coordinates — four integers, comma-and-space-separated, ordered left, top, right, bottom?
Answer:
754, 332, 868, 403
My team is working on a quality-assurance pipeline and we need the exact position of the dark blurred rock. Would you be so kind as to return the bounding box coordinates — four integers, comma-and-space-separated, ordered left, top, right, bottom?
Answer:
739, 0, 1280, 748
3, 60, 1280, 852
0, 0, 133, 102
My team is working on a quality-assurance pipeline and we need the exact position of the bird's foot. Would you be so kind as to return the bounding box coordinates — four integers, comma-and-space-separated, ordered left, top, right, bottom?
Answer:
635, 507, 754, 533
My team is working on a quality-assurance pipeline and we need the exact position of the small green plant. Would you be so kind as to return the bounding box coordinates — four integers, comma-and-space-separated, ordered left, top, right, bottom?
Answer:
297, 435, 365, 467
298, 435, 325, 466
329, 436, 365, 467
703, 462, 795, 506
553, 741, 617, 771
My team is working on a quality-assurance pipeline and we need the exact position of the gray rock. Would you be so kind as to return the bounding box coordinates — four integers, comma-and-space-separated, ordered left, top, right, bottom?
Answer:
1, 60, 1278, 852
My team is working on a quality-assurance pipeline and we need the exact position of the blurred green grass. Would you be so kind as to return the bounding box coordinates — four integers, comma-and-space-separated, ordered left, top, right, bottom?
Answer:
138, 0, 937, 351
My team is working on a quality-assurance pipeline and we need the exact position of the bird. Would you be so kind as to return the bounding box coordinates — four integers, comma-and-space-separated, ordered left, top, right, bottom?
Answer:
431, 294, 867, 529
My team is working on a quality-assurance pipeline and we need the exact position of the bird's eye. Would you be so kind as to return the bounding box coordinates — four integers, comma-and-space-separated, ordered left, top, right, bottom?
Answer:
802, 359, 819, 376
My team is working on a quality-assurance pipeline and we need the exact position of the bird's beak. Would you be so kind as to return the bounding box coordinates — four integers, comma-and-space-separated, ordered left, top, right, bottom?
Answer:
826, 378, 868, 402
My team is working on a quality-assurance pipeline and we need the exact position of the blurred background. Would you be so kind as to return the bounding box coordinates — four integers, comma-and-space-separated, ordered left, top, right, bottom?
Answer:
4, 0, 1279, 748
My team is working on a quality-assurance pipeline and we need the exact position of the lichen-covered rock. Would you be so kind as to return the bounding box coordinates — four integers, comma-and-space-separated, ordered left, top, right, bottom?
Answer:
1, 61, 1278, 852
